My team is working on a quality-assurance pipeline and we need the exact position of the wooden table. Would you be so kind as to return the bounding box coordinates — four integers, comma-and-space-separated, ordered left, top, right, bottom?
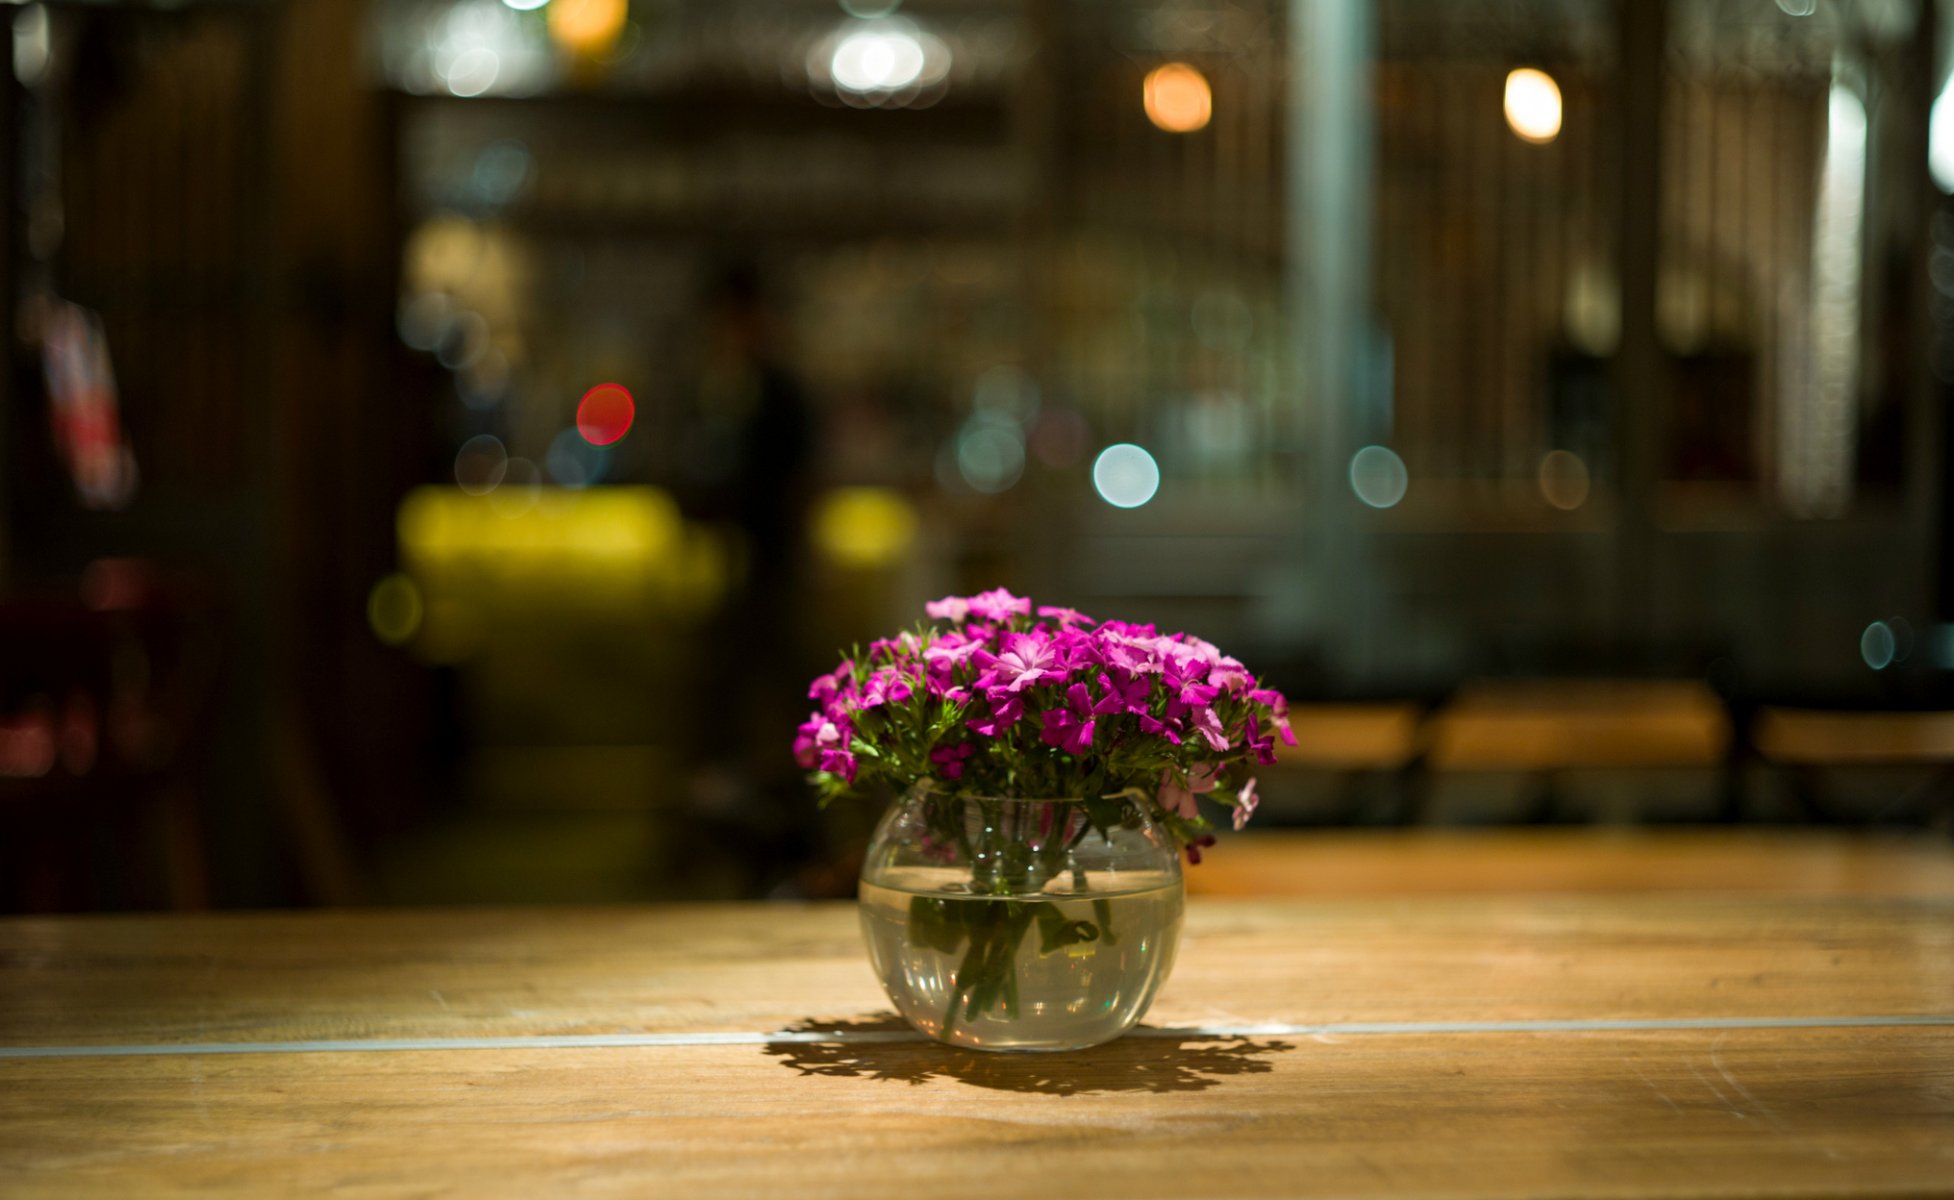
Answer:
3, 837, 1952, 1197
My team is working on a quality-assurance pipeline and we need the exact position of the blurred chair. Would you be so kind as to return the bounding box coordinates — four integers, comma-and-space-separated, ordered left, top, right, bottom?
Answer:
1422, 679, 1732, 823
1751, 707, 1954, 829
1265, 702, 1427, 824
1188, 827, 1954, 897
0, 561, 222, 911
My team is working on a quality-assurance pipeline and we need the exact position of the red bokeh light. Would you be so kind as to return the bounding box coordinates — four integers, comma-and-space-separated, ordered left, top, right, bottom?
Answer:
576, 383, 635, 446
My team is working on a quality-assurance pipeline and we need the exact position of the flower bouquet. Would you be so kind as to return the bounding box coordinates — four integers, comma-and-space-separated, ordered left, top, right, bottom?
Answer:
796, 588, 1293, 1050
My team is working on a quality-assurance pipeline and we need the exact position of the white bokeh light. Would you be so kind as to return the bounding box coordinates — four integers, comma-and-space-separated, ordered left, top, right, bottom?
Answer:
1931, 73, 1954, 192
1503, 67, 1562, 145
1349, 445, 1409, 509
1860, 620, 1896, 671
1092, 444, 1160, 509
831, 26, 925, 93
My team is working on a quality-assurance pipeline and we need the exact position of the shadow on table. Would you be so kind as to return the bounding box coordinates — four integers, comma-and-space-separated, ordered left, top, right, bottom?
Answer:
763, 1014, 1294, 1095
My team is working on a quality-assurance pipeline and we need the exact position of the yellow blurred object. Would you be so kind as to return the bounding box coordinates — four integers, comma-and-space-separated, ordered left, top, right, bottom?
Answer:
399, 485, 680, 572
1143, 63, 1212, 134
393, 487, 728, 656
548, 0, 628, 57
812, 487, 918, 569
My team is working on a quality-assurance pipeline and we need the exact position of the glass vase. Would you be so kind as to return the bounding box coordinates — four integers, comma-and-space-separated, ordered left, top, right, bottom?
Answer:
857, 789, 1184, 1051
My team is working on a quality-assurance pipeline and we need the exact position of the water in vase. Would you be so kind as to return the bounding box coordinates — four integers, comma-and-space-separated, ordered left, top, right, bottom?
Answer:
858, 868, 1182, 1051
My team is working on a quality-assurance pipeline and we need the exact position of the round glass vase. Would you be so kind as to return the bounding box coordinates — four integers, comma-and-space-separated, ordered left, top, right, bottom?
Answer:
857, 789, 1184, 1052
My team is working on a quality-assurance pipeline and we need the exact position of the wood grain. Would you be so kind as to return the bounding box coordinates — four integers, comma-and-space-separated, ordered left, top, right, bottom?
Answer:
2, 1029, 1949, 1198
3, 893, 1952, 1047
3, 836, 1953, 1197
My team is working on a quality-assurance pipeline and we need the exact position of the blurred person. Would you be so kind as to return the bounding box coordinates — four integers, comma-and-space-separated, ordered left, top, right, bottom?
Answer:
673, 261, 820, 892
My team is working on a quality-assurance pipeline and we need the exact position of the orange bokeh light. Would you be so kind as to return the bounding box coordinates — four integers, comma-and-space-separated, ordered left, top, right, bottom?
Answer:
577, 383, 635, 446
549, 0, 628, 57
1144, 63, 1212, 134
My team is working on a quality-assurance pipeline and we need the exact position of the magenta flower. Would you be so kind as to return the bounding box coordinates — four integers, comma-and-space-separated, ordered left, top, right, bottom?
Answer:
967, 692, 1024, 737
1249, 687, 1297, 746
818, 749, 859, 784
1243, 715, 1278, 765
793, 713, 852, 768
1093, 670, 1152, 717
855, 667, 915, 711
1187, 703, 1229, 751
929, 741, 976, 780
797, 587, 1294, 867
1039, 683, 1097, 756
807, 660, 854, 705
1099, 630, 1163, 675
974, 632, 1063, 694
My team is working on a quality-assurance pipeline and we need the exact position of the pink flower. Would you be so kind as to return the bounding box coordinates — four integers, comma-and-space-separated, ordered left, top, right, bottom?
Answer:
966, 588, 1033, 623
974, 632, 1062, 694
925, 596, 970, 622
1181, 703, 1228, 751
807, 660, 854, 705
793, 712, 851, 769
855, 668, 915, 710
1158, 763, 1220, 819
1037, 605, 1094, 627
1208, 658, 1251, 693
1249, 688, 1297, 746
1233, 777, 1259, 830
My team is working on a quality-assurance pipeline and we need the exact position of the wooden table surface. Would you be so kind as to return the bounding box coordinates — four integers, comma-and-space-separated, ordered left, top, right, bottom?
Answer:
3, 834, 1952, 1198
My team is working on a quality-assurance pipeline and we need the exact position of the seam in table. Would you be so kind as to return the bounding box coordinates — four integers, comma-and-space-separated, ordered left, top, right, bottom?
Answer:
5, 1015, 1953, 1059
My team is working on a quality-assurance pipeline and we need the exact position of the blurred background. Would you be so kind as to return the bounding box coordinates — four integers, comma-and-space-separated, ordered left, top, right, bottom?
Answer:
2, 0, 1952, 913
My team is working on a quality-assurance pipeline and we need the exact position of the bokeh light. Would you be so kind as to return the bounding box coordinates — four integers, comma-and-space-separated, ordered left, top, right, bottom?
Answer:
1349, 445, 1409, 509
397, 291, 453, 352
1092, 443, 1160, 508
1537, 449, 1591, 510
501, 0, 548, 10
956, 417, 1026, 494
830, 24, 926, 93
1860, 620, 1896, 670
1503, 67, 1562, 144
576, 382, 635, 446
548, 0, 627, 56
1931, 71, 1954, 192
813, 487, 919, 568
444, 47, 500, 97
367, 574, 425, 647
1144, 63, 1212, 134
454, 434, 509, 495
